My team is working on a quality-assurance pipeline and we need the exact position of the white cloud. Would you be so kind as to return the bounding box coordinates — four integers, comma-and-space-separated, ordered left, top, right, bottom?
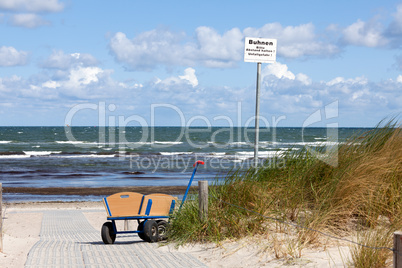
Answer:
351, 89, 368, 102
42, 50, 98, 70
323, 76, 369, 96
155, 68, 199, 90
252, 62, 399, 122
0, 46, 28, 66
9, 13, 50, 28
109, 27, 245, 70
195, 26, 243, 67
342, 19, 388, 47
179, 68, 198, 87
261, 62, 311, 85
262, 62, 295, 80
326, 76, 368, 86
296, 73, 312, 86
0, 0, 64, 29
387, 4, 402, 35
1, 60, 400, 127
109, 30, 195, 71
326, 77, 345, 86
385, 4, 402, 48
106, 5, 402, 70
42, 80, 60, 88
244, 23, 339, 58
15, 65, 114, 100
109, 22, 344, 71
65, 66, 102, 88
118, 81, 143, 89
0, 0, 64, 12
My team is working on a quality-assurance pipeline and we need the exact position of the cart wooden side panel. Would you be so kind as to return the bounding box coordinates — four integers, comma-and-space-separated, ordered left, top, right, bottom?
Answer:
140, 194, 177, 216
103, 192, 144, 217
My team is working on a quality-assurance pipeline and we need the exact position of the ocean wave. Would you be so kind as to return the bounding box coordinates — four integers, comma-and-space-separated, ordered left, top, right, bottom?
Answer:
52, 154, 116, 158
56, 141, 86, 145
234, 151, 284, 160
23, 151, 62, 156
268, 141, 343, 147
202, 140, 343, 148
293, 141, 342, 146
159, 152, 192, 156
0, 141, 12, 144
52, 140, 345, 148
0, 154, 31, 159
56, 140, 113, 146
0, 150, 119, 159
56, 140, 184, 145
208, 152, 226, 156
153, 141, 183, 145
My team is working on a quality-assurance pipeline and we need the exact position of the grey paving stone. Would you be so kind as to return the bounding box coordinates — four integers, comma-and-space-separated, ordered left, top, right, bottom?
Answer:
25, 210, 206, 268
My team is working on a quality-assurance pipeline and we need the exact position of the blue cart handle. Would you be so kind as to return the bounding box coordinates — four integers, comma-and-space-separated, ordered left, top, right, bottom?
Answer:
179, 161, 204, 210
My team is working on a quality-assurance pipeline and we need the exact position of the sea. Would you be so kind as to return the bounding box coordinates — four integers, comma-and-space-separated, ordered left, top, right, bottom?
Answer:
0, 126, 368, 202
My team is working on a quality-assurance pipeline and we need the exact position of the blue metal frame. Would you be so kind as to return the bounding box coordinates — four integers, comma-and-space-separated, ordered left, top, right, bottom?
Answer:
138, 195, 145, 214
179, 160, 204, 210
104, 198, 112, 216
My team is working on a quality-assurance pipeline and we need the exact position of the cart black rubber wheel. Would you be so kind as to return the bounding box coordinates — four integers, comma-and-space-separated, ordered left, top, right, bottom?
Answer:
156, 220, 168, 241
101, 222, 116, 244
143, 220, 159, 243
137, 221, 146, 241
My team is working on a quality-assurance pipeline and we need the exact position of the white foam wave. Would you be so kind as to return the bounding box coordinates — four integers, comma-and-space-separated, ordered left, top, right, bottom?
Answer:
278, 147, 300, 151
53, 154, 116, 158
159, 152, 192, 156
0, 155, 30, 159
297, 141, 340, 146
209, 152, 226, 157
230, 142, 251, 146
234, 151, 283, 160
56, 141, 105, 146
0, 141, 11, 144
23, 151, 62, 156
193, 150, 285, 161
56, 141, 85, 145
208, 140, 337, 148
271, 141, 342, 147
154, 141, 183, 145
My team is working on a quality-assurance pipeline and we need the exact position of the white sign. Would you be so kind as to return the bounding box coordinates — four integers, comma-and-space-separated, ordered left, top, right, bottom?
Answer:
244, 37, 277, 63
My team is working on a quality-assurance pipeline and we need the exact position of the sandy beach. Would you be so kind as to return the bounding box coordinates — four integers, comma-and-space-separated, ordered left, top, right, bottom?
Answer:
0, 199, 353, 267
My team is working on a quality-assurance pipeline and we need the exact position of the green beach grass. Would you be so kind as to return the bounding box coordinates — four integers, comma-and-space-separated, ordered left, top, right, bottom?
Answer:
168, 118, 402, 267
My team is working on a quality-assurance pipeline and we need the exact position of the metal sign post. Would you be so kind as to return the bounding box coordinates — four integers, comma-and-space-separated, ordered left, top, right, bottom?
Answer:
254, 62, 261, 167
244, 37, 277, 167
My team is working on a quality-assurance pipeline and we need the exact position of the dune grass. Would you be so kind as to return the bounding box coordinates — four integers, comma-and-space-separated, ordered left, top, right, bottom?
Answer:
349, 227, 393, 268
168, 118, 401, 266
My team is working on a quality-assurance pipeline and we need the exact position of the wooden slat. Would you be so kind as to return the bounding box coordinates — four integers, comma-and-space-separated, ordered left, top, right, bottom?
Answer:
140, 193, 177, 216
103, 192, 144, 217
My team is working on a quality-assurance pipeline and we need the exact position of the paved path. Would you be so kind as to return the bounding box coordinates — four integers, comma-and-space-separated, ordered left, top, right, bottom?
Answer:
25, 210, 206, 268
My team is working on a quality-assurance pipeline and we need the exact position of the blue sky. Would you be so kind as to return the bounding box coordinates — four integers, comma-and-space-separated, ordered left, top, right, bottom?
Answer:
0, 0, 401, 127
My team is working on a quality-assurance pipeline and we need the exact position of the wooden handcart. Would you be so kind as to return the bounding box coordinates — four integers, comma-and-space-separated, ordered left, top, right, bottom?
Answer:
101, 161, 204, 244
